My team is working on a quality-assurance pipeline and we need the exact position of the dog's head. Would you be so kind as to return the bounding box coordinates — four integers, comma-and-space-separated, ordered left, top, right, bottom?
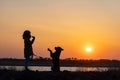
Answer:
55, 46, 64, 51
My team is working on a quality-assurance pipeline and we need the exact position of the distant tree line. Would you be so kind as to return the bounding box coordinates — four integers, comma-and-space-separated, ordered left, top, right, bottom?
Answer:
0, 58, 120, 67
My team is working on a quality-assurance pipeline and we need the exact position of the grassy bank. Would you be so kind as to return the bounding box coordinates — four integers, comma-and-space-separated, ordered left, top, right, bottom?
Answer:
0, 69, 120, 80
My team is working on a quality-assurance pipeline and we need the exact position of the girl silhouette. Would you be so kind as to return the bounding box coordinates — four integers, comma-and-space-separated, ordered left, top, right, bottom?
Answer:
23, 30, 35, 70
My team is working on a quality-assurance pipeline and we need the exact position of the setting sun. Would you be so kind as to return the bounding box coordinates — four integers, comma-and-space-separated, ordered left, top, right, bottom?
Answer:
86, 47, 92, 53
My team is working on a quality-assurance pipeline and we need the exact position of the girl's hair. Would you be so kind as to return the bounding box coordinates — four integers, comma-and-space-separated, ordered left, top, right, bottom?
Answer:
23, 30, 31, 39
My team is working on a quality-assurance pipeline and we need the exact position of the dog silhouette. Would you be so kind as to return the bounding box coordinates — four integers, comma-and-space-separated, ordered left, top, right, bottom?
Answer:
48, 47, 63, 72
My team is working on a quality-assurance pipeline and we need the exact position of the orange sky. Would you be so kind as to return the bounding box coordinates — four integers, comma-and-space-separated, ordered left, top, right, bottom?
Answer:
0, 0, 120, 59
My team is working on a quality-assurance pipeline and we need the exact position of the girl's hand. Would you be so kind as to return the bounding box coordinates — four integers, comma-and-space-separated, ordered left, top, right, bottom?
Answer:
32, 36, 35, 39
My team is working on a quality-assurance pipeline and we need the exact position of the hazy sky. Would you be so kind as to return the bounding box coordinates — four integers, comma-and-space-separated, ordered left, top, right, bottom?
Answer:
0, 0, 120, 59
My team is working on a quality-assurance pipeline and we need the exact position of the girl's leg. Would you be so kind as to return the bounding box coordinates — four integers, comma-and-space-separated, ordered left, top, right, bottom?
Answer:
25, 57, 29, 70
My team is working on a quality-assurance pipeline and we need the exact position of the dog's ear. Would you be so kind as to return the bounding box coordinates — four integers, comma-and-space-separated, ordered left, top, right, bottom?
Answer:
55, 47, 57, 50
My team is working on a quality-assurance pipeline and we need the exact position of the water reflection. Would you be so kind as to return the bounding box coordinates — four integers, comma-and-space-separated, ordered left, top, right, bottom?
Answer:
0, 66, 118, 72
76, 67, 109, 72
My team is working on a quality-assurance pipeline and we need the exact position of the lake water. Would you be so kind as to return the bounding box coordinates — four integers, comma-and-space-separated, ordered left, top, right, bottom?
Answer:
0, 66, 118, 72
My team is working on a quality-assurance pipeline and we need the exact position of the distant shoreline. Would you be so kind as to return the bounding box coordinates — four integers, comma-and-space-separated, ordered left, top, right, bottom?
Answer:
0, 58, 120, 67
